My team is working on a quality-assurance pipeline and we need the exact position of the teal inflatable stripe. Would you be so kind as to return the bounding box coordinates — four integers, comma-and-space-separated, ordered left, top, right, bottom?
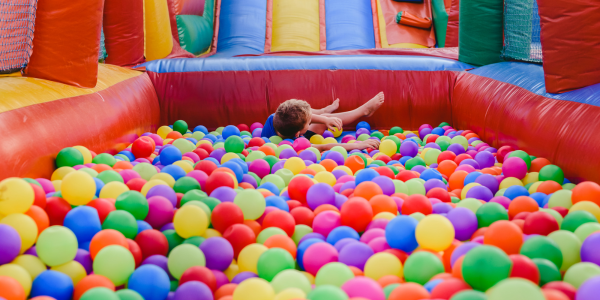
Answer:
431, 0, 449, 48
459, 0, 504, 66
176, 0, 215, 55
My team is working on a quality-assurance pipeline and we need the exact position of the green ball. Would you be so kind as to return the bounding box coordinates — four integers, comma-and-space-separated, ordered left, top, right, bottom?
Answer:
462, 245, 512, 291
563, 183, 576, 190
307, 285, 349, 300
173, 120, 188, 135
520, 235, 563, 269
56, 147, 84, 168
547, 190, 573, 209
225, 136, 245, 153
246, 151, 266, 163
451, 197, 461, 203
269, 135, 283, 145
424, 149, 441, 166
102, 210, 139, 239
371, 160, 386, 167
532, 258, 562, 286
234, 189, 266, 220
172, 139, 195, 154
132, 163, 158, 181
81, 287, 120, 300
561, 210, 597, 232
357, 134, 370, 141
456, 198, 483, 214
168, 244, 206, 279
271, 269, 312, 294
97, 170, 124, 184
115, 154, 131, 162
93, 245, 135, 286
574, 222, 600, 242
563, 262, 600, 288
275, 144, 293, 157
263, 156, 279, 169
439, 122, 450, 127
256, 248, 295, 281
507, 150, 532, 170
487, 278, 545, 300
315, 262, 354, 287
274, 169, 294, 186
115, 191, 149, 220
261, 174, 286, 191
257, 227, 287, 244
115, 289, 144, 300
199, 197, 221, 212
405, 157, 426, 171
241, 131, 252, 137
215, 127, 224, 134
450, 136, 468, 150
476, 202, 509, 228
547, 230, 582, 271
389, 127, 404, 135
181, 190, 208, 206
93, 153, 117, 167
170, 280, 178, 291
173, 177, 201, 194
383, 283, 400, 298
405, 178, 426, 196
539, 165, 564, 184
436, 139, 450, 151
292, 225, 313, 245
162, 230, 184, 254
410, 212, 426, 221
370, 131, 384, 140
451, 290, 487, 300
403, 251, 444, 285
36, 225, 78, 267
182, 236, 205, 247
183, 200, 212, 220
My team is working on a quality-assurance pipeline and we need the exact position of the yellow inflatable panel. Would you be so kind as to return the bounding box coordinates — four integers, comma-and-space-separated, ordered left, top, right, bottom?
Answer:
271, 0, 320, 52
145, 0, 174, 61
376, 0, 428, 49
0, 64, 143, 114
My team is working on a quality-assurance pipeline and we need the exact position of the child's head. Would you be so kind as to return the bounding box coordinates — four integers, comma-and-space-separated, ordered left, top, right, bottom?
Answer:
273, 99, 311, 139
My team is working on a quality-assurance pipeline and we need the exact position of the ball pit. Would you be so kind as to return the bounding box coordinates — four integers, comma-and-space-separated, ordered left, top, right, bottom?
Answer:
0, 120, 599, 300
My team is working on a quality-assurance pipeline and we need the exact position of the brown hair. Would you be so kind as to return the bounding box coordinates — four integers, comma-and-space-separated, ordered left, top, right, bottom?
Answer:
273, 99, 311, 138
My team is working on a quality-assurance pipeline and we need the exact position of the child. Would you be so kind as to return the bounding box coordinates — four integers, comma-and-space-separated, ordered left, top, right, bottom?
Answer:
261, 92, 385, 151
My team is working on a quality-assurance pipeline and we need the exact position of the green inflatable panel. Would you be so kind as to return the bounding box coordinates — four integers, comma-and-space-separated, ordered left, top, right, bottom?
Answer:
459, 0, 504, 66
431, 0, 449, 48
176, 0, 215, 55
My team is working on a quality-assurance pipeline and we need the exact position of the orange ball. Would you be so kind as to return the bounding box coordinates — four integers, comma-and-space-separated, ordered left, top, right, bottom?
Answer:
92, 164, 113, 173
314, 204, 339, 215
530, 158, 552, 173
377, 275, 403, 288
215, 283, 237, 300
239, 182, 255, 189
536, 181, 563, 195
25, 205, 49, 234
89, 229, 129, 259
471, 227, 487, 240
448, 170, 468, 191
166, 131, 183, 139
341, 197, 373, 232
353, 182, 383, 200
0, 276, 25, 300
388, 282, 430, 300
299, 168, 317, 176
572, 181, 600, 206
243, 220, 262, 237
264, 235, 297, 258
480, 168, 496, 175
344, 156, 365, 174
431, 273, 454, 281
541, 289, 570, 300
257, 145, 276, 156
348, 266, 364, 276
73, 274, 115, 300
258, 190, 274, 198
508, 196, 539, 219
483, 220, 523, 255
370, 195, 398, 215
320, 159, 338, 172
113, 161, 133, 170
452, 256, 465, 280
443, 240, 461, 272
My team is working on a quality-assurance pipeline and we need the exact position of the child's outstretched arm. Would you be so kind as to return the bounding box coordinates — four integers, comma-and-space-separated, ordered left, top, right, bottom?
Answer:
311, 139, 381, 152
310, 114, 343, 132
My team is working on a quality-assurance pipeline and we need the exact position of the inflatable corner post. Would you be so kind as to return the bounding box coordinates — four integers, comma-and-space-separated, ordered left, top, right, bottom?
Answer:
176, 0, 215, 55
104, 0, 146, 67
145, 0, 174, 61
458, 0, 503, 66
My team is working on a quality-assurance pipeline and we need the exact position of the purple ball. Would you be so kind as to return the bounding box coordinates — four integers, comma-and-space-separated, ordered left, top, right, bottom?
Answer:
0, 224, 21, 265
450, 242, 481, 267
575, 274, 600, 300
447, 207, 478, 241
174, 281, 214, 300
231, 272, 258, 284
279, 148, 298, 159
459, 159, 480, 170
447, 143, 466, 155
424, 179, 447, 193
241, 174, 258, 188
340, 181, 356, 192
475, 174, 500, 194
322, 131, 334, 138
146, 196, 175, 229
581, 233, 600, 265
24, 246, 37, 256
335, 194, 349, 209
419, 128, 432, 139
212, 270, 229, 289
209, 148, 226, 162
356, 128, 370, 136
372, 176, 395, 196
334, 238, 360, 252
338, 242, 374, 270
484, 147, 498, 154
424, 143, 441, 150
210, 186, 237, 203
306, 183, 336, 210
400, 142, 418, 157
160, 223, 175, 232
299, 233, 326, 245
271, 160, 286, 173
325, 151, 345, 166
299, 150, 317, 163
143, 255, 172, 279
252, 128, 262, 137
490, 196, 511, 209
465, 185, 494, 202
200, 237, 234, 271
146, 185, 178, 208
331, 170, 348, 180
412, 165, 427, 174
432, 203, 453, 214
74, 249, 93, 274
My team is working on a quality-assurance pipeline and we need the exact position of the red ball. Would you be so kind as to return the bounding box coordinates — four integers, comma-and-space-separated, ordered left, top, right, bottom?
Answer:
180, 266, 217, 292
513, 212, 532, 221
454, 154, 473, 165
193, 148, 209, 160
426, 188, 451, 203
288, 176, 314, 204
437, 151, 457, 164
396, 170, 419, 182
543, 281, 576, 300
45, 197, 72, 226
550, 206, 569, 218
509, 254, 540, 285
523, 211, 559, 236
237, 124, 250, 132
135, 229, 169, 259
126, 178, 147, 192
290, 206, 314, 227
248, 137, 266, 148
286, 200, 302, 211
223, 224, 256, 258
391, 153, 402, 161
205, 172, 235, 194
30, 183, 47, 209
375, 155, 392, 165
127, 239, 143, 267
426, 134, 440, 144
197, 143, 214, 154
430, 278, 471, 299
496, 146, 513, 163
340, 197, 373, 232
211, 202, 244, 233
87, 199, 116, 223
402, 194, 432, 215
262, 210, 295, 236
195, 160, 218, 176
132, 137, 155, 158
375, 166, 395, 179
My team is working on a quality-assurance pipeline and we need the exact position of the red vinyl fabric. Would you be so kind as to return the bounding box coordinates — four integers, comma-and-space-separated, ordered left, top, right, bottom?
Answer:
445, 0, 459, 47
452, 72, 600, 183
0, 73, 160, 179
537, 0, 600, 93
237, 47, 460, 60
104, 0, 146, 67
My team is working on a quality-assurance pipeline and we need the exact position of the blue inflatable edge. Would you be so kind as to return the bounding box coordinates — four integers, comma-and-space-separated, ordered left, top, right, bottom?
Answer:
469, 62, 600, 105
141, 55, 473, 73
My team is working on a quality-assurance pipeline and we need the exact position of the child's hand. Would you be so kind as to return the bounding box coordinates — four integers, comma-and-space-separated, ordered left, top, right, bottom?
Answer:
325, 117, 343, 132
355, 139, 380, 150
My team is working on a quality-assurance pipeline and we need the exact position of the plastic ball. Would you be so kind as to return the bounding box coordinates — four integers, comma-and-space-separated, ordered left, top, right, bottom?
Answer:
36, 226, 78, 267
462, 245, 512, 291
200, 237, 234, 271
487, 278, 545, 300
340, 197, 373, 232
303, 243, 339, 276
93, 245, 135, 286
232, 277, 275, 300
234, 189, 266, 220
61, 171, 96, 206
385, 216, 419, 252
173, 205, 208, 239
30, 270, 74, 300
341, 276, 385, 300
314, 262, 354, 287
403, 251, 444, 285
483, 220, 523, 255
167, 244, 206, 280
102, 210, 138, 239
0, 224, 21, 265
416, 214, 455, 251
180, 266, 217, 291
256, 248, 295, 281
1, 214, 38, 254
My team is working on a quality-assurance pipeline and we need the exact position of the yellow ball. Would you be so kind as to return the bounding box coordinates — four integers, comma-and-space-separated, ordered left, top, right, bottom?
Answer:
157, 126, 173, 139
202, 228, 222, 239
522, 172, 539, 185
1, 214, 38, 253
309, 135, 324, 144
150, 173, 176, 187
416, 214, 455, 251
314, 172, 336, 186
323, 137, 338, 144
284, 157, 306, 175
373, 212, 396, 221
99, 182, 130, 200
328, 127, 343, 138
420, 148, 430, 160
51, 167, 75, 181
301, 271, 315, 284
233, 278, 275, 300
364, 252, 403, 280
0, 178, 34, 215
0, 264, 32, 295
61, 171, 96, 205
461, 182, 481, 199
192, 131, 205, 141
224, 263, 240, 281
52, 180, 62, 192
238, 244, 268, 274
528, 181, 543, 194
307, 164, 326, 174
424, 149, 441, 166
141, 179, 169, 196
333, 166, 353, 176
73, 146, 93, 164
274, 288, 306, 300
221, 152, 240, 164
197, 140, 213, 147
12, 255, 46, 280
172, 139, 195, 154
500, 177, 524, 190
570, 201, 600, 221
548, 190, 573, 209
173, 160, 194, 173
173, 205, 208, 239
51, 260, 87, 285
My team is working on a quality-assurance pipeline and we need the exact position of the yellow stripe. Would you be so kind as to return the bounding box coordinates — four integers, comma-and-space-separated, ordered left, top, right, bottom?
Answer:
145, 0, 174, 60
271, 0, 320, 52
0, 64, 143, 114
376, 0, 390, 48
390, 43, 429, 48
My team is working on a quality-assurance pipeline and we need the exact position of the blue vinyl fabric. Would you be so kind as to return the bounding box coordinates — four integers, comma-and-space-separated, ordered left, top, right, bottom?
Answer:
469, 62, 600, 105
142, 55, 473, 73
212, 0, 267, 58
325, 0, 376, 50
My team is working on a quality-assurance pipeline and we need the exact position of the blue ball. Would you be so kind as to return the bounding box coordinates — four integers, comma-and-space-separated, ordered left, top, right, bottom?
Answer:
261, 137, 271, 143
63, 206, 102, 245
168, 125, 174, 129
185, 138, 198, 145
259, 182, 280, 196
424, 279, 443, 292
283, 139, 295, 144
297, 238, 325, 270
385, 216, 419, 252
431, 127, 445, 135
194, 125, 208, 134
387, 160, 400, 166
203, 157, 221, 166
159, 146, 182, 166
542, 193, 553, 207
529, 192, 546, 207
204, 134, 217, 143
137, 220, 153, 234
152, 156, 161, 165
355, 168, 379, 185
161, 165, 186, 181
93, 177, 104, 197
128, 265, 171, 300
463, 171, 483, 186
222, 161, 243, 183
399, 156, 412, 165
504, 185, 530, 200
229, 158, 248, 174
265, 196, 289, 212
420, 169, 443, 181
222, 125, 241, 140
356, 121, 371, 131
30, 270, 74, 300
326, 226, 360, 245
118, 151, 136, 162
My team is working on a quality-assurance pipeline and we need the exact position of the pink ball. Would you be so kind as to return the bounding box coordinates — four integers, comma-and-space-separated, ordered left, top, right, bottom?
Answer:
73, 165, 85, 170
368, 237, 391, 253
211, 269, 229, 290
455, 164, 476, 173
312, 211, 341, 237
360, 228, 385, 244
279, 141, 293, 147
365, 219, 389, 231
120, 169, 141, 184
187, 170, 208, 190
146, 196, 175, 229
256, 207, 278, 224
341, 135, 356, 143
250, 122, 264, 133
36, 178, 55, 194
303, 243, 338, 275
249, 159, 271, 179
293, 138, 311, 152
429, 198, 442, 205
183, 152, 201, 163
333, 183, 343, 193
502, 157, 527, 179
147, 134, 164, 146
418, 124, 433, 132
336, 175, 355, 185
341, 276, 386, 300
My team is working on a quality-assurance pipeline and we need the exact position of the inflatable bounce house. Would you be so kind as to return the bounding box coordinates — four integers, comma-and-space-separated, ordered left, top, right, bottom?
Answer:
1, 0, 600, 298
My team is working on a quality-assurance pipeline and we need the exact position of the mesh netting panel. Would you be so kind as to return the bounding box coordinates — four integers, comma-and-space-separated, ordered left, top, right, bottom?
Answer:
0, 0, 37, 74
99, 29, 107, 61
502, 0, 543, 63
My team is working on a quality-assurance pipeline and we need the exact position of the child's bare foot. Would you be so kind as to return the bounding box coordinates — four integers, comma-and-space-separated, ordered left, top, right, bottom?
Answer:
323, 99, 340, 114
363, 92, 385, 117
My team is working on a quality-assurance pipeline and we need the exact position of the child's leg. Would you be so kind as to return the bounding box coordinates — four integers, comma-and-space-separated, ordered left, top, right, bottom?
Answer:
308, 92, 384, 134
311, 99, 340, 115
